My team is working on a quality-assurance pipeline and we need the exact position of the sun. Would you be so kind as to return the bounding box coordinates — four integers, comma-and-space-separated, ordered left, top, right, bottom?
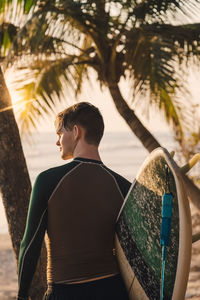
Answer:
5, 69, 20, 103
5, 69, 30, 113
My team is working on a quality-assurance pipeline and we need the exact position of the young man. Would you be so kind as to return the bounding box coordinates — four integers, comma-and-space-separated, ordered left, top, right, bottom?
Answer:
17, 102, 131, 300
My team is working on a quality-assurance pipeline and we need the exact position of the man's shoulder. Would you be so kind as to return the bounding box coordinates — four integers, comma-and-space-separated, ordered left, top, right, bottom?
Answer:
32, 160, 81, 201
102, 165, 131, 184
35, 160, 80, 185
101, 165, 132, 197
39, 160, 79, 177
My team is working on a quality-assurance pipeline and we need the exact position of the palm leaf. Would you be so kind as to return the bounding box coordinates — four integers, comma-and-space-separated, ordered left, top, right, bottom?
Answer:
3, 0, 36, 13
3, 2, 95, 63
124, 24, 196, 138
24, 0, 36, 13
0, 22, 18, 57
155, 23, 200, 61
125, 22, 200, 91
133, 0, 200, 23
11, 53, 94, 129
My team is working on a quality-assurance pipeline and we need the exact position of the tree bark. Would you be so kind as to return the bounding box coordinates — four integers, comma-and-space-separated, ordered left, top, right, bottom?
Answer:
108, 80, 161, 152
108, 80, 200, 212
0, 67, 47, 299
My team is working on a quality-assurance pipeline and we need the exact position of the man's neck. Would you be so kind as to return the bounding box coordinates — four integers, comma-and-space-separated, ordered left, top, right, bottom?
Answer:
73, 145, 101, 161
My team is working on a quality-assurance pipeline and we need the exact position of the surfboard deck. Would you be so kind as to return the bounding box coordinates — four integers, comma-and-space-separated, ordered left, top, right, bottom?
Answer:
115, 147, 192, 300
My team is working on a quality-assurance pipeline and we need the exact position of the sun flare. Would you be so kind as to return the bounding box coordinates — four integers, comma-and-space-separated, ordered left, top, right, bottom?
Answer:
5, 69, 32, 113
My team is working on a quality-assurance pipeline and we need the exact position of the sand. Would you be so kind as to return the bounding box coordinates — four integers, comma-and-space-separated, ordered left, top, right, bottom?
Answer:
0, 209, 200, 300
186, 240, 200, 300
0, 234, 17, 300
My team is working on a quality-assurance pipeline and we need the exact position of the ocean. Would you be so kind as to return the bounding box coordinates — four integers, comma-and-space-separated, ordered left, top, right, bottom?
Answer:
0, 130, 176, 234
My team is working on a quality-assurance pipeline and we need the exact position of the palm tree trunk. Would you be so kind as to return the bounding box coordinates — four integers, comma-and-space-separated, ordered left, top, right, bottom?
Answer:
108, 80, 200, 212
108, 80, 161, 152
0, 67, 46, 299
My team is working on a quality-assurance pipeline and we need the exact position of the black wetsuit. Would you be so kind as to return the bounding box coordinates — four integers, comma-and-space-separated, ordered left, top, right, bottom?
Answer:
17, 157, 131, 299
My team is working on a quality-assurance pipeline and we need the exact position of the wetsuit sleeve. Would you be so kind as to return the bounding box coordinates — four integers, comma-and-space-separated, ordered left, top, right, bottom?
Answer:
17, 172, 48, 299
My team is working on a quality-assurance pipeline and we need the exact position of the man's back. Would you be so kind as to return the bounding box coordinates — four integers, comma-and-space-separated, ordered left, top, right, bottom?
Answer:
47, 158, 129, 284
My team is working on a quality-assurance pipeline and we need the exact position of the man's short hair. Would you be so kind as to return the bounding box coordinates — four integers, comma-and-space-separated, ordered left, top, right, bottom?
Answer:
55, 102, 104, 145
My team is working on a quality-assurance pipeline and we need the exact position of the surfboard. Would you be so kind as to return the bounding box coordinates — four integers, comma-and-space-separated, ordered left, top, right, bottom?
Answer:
115, 147, 192, 300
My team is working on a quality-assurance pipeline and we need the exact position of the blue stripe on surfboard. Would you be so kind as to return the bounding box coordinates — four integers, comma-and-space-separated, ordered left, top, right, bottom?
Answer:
116, 214, 171, 300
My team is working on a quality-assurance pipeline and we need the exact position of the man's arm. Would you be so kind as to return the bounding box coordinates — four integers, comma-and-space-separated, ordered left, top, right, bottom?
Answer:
17, 172, 48, 299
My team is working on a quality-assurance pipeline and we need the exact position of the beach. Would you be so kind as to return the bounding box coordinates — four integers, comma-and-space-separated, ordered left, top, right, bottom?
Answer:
186, 206, 200, 300
0, 208, 200, 300
0, 234, 17, 300
0, 131, 200, 299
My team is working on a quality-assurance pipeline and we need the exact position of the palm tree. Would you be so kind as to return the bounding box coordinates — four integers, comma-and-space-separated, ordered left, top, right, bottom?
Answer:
0, 4, 47, 299
4, 0, 200, 210
3, 0, 200, 152
0, 68, 47, 299
0, 0, 200, 298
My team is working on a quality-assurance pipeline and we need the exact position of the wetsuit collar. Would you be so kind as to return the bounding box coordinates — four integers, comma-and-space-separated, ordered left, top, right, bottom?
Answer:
74, 157, 103, 165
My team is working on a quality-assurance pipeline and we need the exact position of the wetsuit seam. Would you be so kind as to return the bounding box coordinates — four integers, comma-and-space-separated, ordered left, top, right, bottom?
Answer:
74, 159, 103, 165
116, 178, 136, 222
18, 207, 47, 289
53, 272, 119, 284
48, 162, 83, 204
99, 165, 124, 202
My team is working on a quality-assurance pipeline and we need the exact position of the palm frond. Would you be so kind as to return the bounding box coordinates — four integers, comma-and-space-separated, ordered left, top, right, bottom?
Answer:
10, 0, 110, 62
72, 35, 94, 95
155, 23, 200, 62
14, 58, 74, 105
133, 0, 200, 23
3, 3, 94, 64
125, 28, 175, 89
11, 53, 95, 129
0, 22, 18, 57
125, 22, 200, 92
3, 0, 36, 14
23, 0, 37, 13
14, 97, 43, 133
0, 0, 14, 13
124, 24, 196, 138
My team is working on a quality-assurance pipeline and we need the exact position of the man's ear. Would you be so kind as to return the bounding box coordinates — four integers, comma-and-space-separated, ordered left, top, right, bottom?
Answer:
73, 125, 81, 140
